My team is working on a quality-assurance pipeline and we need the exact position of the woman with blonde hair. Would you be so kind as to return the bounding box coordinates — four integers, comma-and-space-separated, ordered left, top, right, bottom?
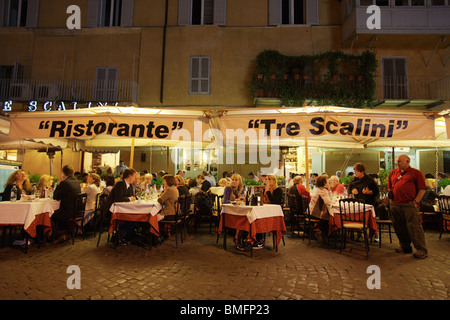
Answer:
2, 169, 31, 201
262, 175, 283, 205
37, 174, 54, 195
223, 174, 244, 204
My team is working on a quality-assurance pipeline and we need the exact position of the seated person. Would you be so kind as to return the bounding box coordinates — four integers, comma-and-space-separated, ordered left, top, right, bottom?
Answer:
329, 175, 345, 195
52, 165, 82, 242
105, 168, 137, 244
420, 178, 438, 212
84, 173, 101, 225
197, 174, 211, 192
289, 175, 311, 203
37, 174, 54, 197
309, 175, 333, 244
2, 169, 31, 201
175, 175, 189, 197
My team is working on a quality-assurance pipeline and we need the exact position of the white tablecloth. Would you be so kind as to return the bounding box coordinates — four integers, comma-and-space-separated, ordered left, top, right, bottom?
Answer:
110, 200, 162, 216
222, 204, 284, 223
330, 202, 376, 217
0, 199, 60, 230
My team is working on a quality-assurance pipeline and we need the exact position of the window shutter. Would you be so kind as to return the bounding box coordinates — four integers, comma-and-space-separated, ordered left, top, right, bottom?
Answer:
305, 0, 319, 25
121, 0, 133, 27
268, 0, 281, 26
214, 0, 226, 26
0, 0, 5, 27
178, 0, 191, 26
26, 0, 40, 28
87, 0, 99, 27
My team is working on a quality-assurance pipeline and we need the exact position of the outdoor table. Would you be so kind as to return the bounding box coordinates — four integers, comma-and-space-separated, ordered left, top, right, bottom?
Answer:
328, 201, 378, 237
218, 203, 286, 256
0, 198, 60, 252
108, 200, 162, 246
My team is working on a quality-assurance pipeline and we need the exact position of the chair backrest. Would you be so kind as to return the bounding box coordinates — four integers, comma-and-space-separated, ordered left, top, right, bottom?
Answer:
74, 193, 88, 219
99, 193, 109, 216
339, 198, 367, 226
288, 193, 308, 215
178, 194, 191, 217
438, 195, 450, 214
213, 193, 224, 213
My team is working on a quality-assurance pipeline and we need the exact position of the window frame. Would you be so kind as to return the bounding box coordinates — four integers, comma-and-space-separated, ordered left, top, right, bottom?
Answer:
189, 56, 211, 95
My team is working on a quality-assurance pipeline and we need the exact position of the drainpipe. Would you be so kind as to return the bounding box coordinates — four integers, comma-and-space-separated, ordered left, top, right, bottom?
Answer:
160, 0, 169, 103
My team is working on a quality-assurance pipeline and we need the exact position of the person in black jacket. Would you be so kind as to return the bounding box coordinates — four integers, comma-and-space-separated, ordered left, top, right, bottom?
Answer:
197, 174, 211, 192
348, 163, 379, 206
105, 168, 137, 244
52, 165, 81, 240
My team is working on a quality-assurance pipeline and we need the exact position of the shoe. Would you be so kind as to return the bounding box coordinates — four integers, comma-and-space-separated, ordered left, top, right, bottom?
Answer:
52, 234, 68, 244
395, 247, 413, 254
252, 241, 265, 250
119, 239, 130, 246
413, 250, 428, 259
235, 243, 246, 251
373, 234, 380, 243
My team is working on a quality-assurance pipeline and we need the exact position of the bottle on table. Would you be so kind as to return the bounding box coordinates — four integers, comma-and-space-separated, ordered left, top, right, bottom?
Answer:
10, 183, 17, 202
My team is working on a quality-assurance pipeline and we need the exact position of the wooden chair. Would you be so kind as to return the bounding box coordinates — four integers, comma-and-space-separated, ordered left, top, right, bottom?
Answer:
437, 195, 450, 239
375, 191, 393, 248
338, 198, 369, 257
96, 193, 111, 247
210, 193, 223, 234
70, 193, 87, 245
287, 193, 307, 237
159, 199, 183, 248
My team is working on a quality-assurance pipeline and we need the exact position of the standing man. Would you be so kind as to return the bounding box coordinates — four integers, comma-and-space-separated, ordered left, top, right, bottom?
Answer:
115, 160, 127, 175
389, 154, 428, 259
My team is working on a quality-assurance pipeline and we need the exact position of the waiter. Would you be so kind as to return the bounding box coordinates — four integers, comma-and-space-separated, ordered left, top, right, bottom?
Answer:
388, 154, 428, 259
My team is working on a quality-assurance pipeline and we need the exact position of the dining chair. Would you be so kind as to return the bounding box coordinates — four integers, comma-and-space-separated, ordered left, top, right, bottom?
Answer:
70, 193, 88, 245
338, 198, 369, 257
287, 193, 308, 237
305, 196, 324, 245
437, 195, 450, 239
96, 193, 111, 247
178, 194, 193, 240
159, 199, 183, 248
210, 193, 223, 234
375, 191, 393, 248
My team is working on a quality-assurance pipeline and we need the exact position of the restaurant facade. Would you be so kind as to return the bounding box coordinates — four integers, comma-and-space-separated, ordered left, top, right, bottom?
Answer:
0, 0, 449, 181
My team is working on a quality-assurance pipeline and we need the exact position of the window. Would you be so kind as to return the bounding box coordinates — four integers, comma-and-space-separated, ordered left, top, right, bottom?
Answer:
382, 58, 408, 99
95, 67, 118, 101
269, 0, 317, 25
178, 0, 226, 26
281, 0, 304, 24
359, 0, 390, 5
192, 0, 214, 25
99, 0, 122, 27
1, 0, 38, 27
189, 57, 210, 95
87, 0, 133, 27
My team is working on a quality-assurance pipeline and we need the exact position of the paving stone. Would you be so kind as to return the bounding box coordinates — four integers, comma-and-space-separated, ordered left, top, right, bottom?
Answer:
0, 226, 449, 301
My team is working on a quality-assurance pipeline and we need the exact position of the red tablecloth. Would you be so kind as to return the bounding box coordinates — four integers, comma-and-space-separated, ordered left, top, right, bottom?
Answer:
218, 212, 286, 245
328, 210, 378, 236
109, 213, 159, 236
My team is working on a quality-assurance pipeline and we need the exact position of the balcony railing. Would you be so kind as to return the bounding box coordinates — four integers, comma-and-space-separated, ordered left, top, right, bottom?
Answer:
0, 79, 138, 103
382, 75, 450, 100
253, 74, 450, 104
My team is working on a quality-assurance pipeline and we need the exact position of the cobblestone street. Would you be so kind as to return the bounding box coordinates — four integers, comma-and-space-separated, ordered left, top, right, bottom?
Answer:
1, 225, 449, 304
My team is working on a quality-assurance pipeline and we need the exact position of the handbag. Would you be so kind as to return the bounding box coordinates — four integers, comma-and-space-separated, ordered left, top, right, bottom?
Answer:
388, 173, 404, 200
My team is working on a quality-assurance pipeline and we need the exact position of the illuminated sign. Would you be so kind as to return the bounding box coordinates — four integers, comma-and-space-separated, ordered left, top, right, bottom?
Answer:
2, 100, 119, 112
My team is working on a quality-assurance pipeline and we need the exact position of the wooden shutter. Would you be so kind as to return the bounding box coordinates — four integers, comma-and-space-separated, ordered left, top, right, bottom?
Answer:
214, 0, 226, 26
178, 0, 191, 25
26, 0, 40, 28
87, 0, 99, 27
305, 0, 318, 25
121, 0, 133, 26
268, 0, 281, 26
